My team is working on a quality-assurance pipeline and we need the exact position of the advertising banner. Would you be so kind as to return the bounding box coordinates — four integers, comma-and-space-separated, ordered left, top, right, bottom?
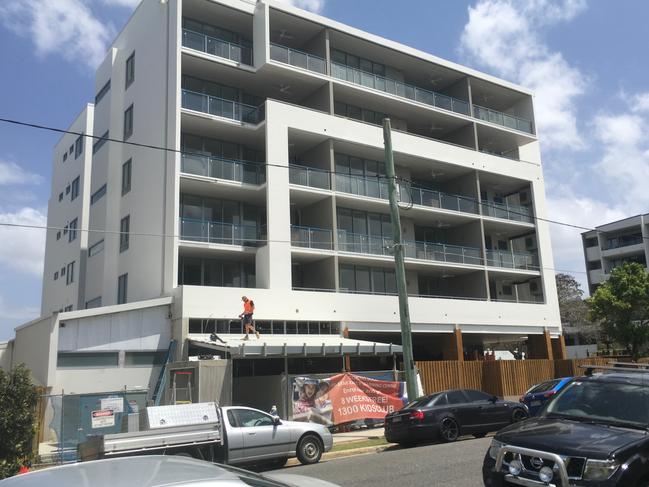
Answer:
292, 373, 407, 426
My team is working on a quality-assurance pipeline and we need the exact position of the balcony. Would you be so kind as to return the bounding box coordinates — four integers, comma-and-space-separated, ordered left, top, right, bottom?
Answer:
181, 89, 265, 124
181, 154, 265, 185
336, 230, 483, 266
289, 164, 331, 190
473, 105, 533, 134
182, 28, 252, 65
486, 249, 538, 271
481, 200, 533, 223
270, 44, 327, 74
603, 234, 644, 250
180, 218, 265, 247
330, 61, 470, 116
290, 225, 333, 250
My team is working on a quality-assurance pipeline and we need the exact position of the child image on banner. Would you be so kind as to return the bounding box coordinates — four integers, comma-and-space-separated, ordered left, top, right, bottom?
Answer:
292, 377, 333, 426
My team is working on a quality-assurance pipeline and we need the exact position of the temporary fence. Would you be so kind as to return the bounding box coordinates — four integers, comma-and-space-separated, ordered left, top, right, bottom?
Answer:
416, 358, 608, 397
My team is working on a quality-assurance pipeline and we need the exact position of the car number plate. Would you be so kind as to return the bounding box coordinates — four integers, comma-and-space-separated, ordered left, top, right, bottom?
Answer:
392, 416, 402, 422
531, 400, 542, 407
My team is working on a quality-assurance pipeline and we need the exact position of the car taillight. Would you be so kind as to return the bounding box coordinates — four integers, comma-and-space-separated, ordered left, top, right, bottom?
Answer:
410, 410, 425, 421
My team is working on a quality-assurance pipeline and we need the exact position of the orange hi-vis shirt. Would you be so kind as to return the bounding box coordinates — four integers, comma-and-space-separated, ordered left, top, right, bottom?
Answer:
244, 300, 254, 315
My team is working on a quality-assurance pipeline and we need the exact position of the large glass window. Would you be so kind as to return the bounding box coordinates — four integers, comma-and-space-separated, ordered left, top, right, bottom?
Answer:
68, 218, 78, 242
179, 257, 255, 288
57, 352, 118, 368
339, 265, 395, 294
123, 105, 134, 140
66, 261, 75, 285
125, 52, 135, 89
70, 176, 80, 201
124, 351, 167, 366
122, 159, 132, 195
74, 135, 84, 159
118, 273, 128, 304
120, 215, 130, 252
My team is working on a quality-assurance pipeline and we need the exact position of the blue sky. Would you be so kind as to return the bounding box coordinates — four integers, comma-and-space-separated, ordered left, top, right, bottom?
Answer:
0, 0, 648, 340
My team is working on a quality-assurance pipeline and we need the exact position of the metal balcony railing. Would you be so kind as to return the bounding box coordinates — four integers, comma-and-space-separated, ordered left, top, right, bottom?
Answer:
335, 173, 390, 199
402, 184, 479, 214
182, 28, 253, 65
486, 249, 539, 271
179, 218, 265, 246
289, 164, 331, 190
270, 44, 327, 74
481, 200, 533, 223
181, 154, 265, 185
473, 105, 533, 134
330, 61, 470, 116
290, 225, 333, 250
181, 89, 265, 124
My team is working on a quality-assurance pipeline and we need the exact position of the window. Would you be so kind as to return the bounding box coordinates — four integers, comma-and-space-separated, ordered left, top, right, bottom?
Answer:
63, 152, 67, 162
58, 192, 63, 202
66, 261, 75, 285
69, 145, 74, 156
227, 410, 239, 427
502, 285, 513, 295
446, 390, 467, 405
95, 79, 111, 105
93, 130, 109, 154
585, 237, 598, 248
68, 218, 78, 242
527, 380, 560, 394
120, 215, 130, 252
71, 176, 80, 201
123, 104, 134, 140
464, 390, 492, 402
56, 231, 61, 240
85, 296, 102, 309
125, 52, 135, 89
64, 305, 73, 312
57, 352, 119, 368
65, 185, 70, 195
61, 266, 66, 276
124, 351, 167, 366
588, 260, 602, 270
117, 273, 128, 304
63, 225, 68, 235
122, 159, 132, 194
230, 409, 274, 428
74, 135, 84, 159
89, 239, 105, 257
54, 271, 59, 280
90, 184, 107, 204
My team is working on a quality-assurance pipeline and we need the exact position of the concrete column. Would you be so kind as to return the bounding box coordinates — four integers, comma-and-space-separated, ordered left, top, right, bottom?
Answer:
552, 335, 567, 360
527, 329, 553, 360
442, 326, 464, 362
343, 326, 351, 371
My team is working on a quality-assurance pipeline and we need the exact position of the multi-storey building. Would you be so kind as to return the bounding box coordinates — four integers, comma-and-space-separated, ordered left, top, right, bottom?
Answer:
4, 0, 565, 401
582, 214, 649, 295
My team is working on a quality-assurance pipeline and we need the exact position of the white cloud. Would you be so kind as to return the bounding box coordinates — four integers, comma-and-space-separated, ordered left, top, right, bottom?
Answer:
631, 92, 649, 113
0, 207, 47, 276
101, 0, 141, 7
460, 0, 587, 150
0, 0, 114, 69
273, 0, 325, 13
0, 160, 43, 186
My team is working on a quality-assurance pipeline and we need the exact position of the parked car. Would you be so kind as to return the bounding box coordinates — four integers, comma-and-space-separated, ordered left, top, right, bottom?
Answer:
384, 389, 529, 446
519, 377, 572, 415
79, 403, 333, 467
483, 369, 649, 486
0, 455, 339, 486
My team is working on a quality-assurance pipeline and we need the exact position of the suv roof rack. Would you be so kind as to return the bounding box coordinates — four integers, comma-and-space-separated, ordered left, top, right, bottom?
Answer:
579, 362, 649, 376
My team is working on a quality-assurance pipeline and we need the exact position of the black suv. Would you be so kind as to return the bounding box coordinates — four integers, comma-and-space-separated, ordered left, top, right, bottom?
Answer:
483, 369, 649, 486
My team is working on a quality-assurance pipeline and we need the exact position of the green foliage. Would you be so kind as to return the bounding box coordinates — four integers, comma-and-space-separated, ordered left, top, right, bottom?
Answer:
0, 364, 38, 479
555, 273, 598, 338
588, 263, 649, 360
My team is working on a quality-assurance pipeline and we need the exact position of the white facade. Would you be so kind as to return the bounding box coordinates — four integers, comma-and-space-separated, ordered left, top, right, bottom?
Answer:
35, 0, 561, 366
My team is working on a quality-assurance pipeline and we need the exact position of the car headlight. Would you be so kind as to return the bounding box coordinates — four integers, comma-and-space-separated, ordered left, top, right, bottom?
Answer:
488, 439, 504, 460
583, 459, 619, 480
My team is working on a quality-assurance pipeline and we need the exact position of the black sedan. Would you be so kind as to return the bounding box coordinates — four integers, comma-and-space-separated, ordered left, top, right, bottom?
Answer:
385, 389, 529, 445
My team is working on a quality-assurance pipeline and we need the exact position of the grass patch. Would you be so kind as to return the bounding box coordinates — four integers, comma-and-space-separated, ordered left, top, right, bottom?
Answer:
331, 437, 389, 453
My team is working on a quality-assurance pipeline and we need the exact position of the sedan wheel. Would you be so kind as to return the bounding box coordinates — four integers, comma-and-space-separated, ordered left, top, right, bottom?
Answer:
440, 417, 460, 443
512, 408, 529, 423
296, 435, 323, 465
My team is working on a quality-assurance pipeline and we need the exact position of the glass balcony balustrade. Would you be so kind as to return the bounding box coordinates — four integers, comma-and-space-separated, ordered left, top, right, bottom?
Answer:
481, 200, 533, 223
486, 249, 539, 271
290, 225, 333, 250
270, 44, 327, 74
603, 234, 644, 250
182, 28, 252, 65
330, 61, 470, 116
473, 105, 533, 134
289, 165, 331, 189
181, 89, 265, 123
181, 154, 265, 185
180, 218, 265, 246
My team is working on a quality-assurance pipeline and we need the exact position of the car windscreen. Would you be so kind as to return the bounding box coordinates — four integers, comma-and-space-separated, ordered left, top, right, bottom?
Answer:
543, 380, 649, 427
527, 379, 560, 394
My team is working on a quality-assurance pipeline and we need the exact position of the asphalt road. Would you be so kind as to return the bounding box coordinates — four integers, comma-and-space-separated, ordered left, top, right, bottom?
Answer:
272, 436, 491, 487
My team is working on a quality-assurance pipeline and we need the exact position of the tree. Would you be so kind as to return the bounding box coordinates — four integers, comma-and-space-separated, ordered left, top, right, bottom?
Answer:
0, 364, 38, 479
588, 263, 649, 361
555, 273, 598, 340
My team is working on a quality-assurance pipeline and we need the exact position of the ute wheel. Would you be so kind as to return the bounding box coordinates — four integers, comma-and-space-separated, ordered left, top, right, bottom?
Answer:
473, 432, 487, 439
512, 408, 529, 423
440, 417, 460, 443
296, 435, 323, 465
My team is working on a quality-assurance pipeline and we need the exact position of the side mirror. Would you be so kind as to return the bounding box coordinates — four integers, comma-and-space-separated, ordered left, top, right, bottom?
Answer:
491, 395, 499, 403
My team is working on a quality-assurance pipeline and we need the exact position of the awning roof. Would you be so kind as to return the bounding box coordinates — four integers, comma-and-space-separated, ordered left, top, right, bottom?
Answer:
188, 334, 402, 359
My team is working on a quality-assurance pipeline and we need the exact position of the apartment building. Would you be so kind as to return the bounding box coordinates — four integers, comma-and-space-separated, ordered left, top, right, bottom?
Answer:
7, 0, 566, 400
582, 214, 649, 295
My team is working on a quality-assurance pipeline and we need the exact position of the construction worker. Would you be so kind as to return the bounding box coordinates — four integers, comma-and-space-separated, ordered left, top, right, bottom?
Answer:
239, 296, 259, 340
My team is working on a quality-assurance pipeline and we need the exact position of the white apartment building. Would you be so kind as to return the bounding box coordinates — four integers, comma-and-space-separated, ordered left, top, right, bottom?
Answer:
3, 0, 565, 402
582, 214, 649, 295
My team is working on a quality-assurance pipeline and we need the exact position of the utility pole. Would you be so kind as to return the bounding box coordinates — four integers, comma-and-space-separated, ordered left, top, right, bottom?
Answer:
382, 118, 418, 401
